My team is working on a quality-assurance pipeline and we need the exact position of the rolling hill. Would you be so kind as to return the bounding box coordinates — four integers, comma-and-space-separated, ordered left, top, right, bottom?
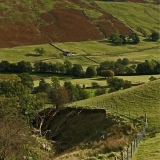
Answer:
69, 79, 160, 131
0, 0, 159, 48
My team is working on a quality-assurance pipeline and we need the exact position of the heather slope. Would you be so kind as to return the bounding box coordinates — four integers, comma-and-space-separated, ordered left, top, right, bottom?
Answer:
1, 0, 159, 48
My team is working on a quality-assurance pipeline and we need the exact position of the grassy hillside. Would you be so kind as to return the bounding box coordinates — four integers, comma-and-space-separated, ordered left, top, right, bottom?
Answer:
96, 2, 160, 35
0, 1, 159, 47
69, 79, 160, 130
0, 37, 159, 67
40, 107, 143, 160
132, 133, 160, 160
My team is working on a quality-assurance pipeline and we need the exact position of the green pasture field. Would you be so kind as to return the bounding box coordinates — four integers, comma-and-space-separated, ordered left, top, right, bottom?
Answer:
132, 133, 160, 160
68, 79, 160, 130
95, 2, 160, 34
33, 74, 160, 87
0, 38, 159, 68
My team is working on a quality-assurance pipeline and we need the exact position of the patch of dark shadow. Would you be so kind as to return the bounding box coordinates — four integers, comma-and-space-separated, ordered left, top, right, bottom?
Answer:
91, 77, 105, 81
25, 53, 41, 57
97, 39, 109, 43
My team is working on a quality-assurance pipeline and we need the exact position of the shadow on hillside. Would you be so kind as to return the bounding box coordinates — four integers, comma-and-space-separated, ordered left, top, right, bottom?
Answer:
91, 77, 106, 81
25, 53, 41, 57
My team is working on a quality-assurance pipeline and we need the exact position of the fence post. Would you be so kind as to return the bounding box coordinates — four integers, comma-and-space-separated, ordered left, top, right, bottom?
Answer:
131, 142, 133, 158
134, 138, 137, 150
114, 156, 117, 160
121, 151, 124, 160
127, 147, 129, 160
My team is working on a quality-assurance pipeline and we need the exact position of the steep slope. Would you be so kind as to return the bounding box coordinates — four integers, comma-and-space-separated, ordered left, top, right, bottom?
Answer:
0, 0, 159, 48
0, 0, 130, 48
69, 79, 160, 130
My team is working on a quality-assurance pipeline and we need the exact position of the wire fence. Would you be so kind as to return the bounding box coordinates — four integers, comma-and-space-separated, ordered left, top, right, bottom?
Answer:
114, 123, 147, 160
67, 101, 147, 160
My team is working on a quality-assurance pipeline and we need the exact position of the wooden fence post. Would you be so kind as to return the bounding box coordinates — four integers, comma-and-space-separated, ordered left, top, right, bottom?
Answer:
121, 151, 124, 160
134, 138, 136, 151
131, 142, 133, 158
127, 147, 129, 160
114, 156, 117, 160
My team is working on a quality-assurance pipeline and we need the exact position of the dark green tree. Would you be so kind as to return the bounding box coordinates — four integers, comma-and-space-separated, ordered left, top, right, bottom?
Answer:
50, 86, 70, 109
136, 60, 158, 74
72, 64, 84, 78
34, 47, 45, 56
85, 66, 97, 78
0, 60, 11, 72
150, 32, 159, 41
109, 33, 125, 45
64, 60, 72, 74
17, 61, 32, 73
18, 72, 34, 90
107, 77, 124, 90
97, 60, 115, 75
36, 78, 51, 93
95, 88, 106, 96
129, 32, 140, 44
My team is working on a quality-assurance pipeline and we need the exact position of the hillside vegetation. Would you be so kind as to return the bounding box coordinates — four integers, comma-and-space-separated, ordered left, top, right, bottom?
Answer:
69, 79, 160, 130
96, 1, 160, 35
0, 0, 159, 48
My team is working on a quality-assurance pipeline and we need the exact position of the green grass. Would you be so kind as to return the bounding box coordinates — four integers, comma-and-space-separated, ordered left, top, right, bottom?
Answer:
96, 2, 160, 35
33, 74, 160, 87
132, 133, 160, 160
68, 79, 160, 130
0, 38, 159, 68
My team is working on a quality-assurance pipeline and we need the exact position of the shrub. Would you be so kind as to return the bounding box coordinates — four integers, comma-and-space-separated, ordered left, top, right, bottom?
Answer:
95, 88, 106, 96
91, 82, 100, 88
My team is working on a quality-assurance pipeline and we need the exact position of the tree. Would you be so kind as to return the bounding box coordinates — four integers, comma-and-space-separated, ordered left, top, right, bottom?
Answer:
91, 82, 100, 88
0, 60, 11, 72
72, 64, 84, 78
100, 70, 114, 79
107, 77, 124, 90
97, 60, 115, 75
123, 80, 132, 89
50, 87, 70, 109
95, 88, 106, 96
109, 33, 124, 45
150, 32, 159, 41
136, 60, 158, 74
0, 75, 43, 124
64, 81, 89, 101
36, 78, 51, 93
85, 66, 97, 78
64, 60, 72, 74
122, 58, 130, 66
34, 47, 45, 56
51, 76, 60, 88
18, 72, 34, 90
0, 99, 36, 160
17, 60, 32, 73
129, 32, 140, 44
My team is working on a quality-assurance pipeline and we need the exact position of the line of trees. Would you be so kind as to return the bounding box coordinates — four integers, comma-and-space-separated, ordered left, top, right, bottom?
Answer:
0, 59, 159, 79
97, 59, 160, 76
109, 31, 159, 46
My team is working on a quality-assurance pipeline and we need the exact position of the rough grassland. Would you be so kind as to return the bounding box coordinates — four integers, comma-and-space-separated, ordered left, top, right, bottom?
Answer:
96, 2, 160, 35
132, 133, 160, 160
0, 38, 159, 66
69, 79, 160, 130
